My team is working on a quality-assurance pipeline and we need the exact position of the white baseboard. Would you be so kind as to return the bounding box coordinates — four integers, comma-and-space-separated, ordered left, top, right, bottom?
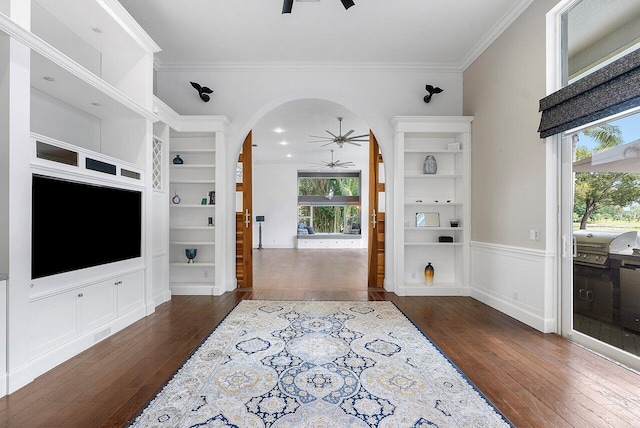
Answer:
471, 241, 556, 333
153, 290, 172, 307
170, 284, 215, 295
396, 284, 470, 297
0, 373, 6, 398
5, 362, 33, 395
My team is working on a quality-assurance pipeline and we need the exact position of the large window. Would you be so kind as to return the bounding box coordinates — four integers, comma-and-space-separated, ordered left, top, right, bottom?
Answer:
564, 0, 640, 84
297, 171, 361, 234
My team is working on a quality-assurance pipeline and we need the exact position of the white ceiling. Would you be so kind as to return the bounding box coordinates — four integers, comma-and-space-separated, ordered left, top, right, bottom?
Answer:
118, 0, 530, 164
118, 0, 528, 68
252, 99, 368, 165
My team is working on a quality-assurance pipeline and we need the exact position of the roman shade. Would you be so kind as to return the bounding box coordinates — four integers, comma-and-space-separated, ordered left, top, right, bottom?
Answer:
538, 49, 640, 138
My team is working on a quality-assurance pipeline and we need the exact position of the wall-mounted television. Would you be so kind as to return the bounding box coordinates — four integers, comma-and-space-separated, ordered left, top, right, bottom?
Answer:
32, 174, 142, 279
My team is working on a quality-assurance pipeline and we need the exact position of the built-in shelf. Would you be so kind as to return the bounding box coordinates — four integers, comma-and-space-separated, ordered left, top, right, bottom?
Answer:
404, 242, 463, 247
170, 164, 216, 169
404, 227, 463, 231
170, 180, 216, 184
168, 130, 218, 293
394, 116, 473, 297
169, 149, 215, 154
404, 173, 461, 178
404, 149, 462, 154
169, 263, 215, 267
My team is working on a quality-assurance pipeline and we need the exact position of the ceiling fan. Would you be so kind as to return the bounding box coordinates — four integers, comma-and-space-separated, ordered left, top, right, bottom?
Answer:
282, 0, 355, 14
307, 117, 369, 148
312, 149, 355, 169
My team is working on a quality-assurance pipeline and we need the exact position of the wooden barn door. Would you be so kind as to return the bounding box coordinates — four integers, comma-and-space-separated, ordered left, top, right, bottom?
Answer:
368, 132, 385, 287
236, 132, 253, 286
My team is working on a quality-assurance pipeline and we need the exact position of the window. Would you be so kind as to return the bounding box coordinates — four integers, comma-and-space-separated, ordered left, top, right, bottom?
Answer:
297, 171, 361, 233
563, 0, 640, 85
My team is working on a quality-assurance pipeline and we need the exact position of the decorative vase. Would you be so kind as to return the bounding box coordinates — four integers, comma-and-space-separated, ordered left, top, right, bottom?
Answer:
185, 248, 197, 263
423, 155, 437, 174
172, 154, 183, 165
424, 262, 434, 285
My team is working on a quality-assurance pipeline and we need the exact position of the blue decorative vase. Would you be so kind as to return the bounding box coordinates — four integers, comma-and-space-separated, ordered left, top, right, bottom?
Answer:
173, 154, 183, 165
423, 155, 437, 174
185, 248, 197, 263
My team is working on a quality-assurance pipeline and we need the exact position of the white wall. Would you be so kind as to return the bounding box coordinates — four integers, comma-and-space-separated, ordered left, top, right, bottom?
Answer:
463, 0, 560, 332
253, 161, 369, 249
0, 36, 9, 273
464, 0, 556, 250
156, 66, 464, 289
31, 88, 101, 150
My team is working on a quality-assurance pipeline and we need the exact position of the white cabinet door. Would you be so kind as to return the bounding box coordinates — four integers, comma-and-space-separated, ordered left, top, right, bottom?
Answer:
117, 270, 144, 315
81, 279, 117, 332
30, 291, 80, 357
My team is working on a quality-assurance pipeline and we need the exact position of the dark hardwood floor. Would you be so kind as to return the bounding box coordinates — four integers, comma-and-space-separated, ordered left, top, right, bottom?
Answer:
1, 249, 639, 427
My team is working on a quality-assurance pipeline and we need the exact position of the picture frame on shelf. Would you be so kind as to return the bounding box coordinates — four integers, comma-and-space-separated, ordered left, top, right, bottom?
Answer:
416, 212, 439, 227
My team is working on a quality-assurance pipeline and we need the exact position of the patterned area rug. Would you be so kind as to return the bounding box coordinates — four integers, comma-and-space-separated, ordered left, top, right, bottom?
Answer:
130, 300, 512, 427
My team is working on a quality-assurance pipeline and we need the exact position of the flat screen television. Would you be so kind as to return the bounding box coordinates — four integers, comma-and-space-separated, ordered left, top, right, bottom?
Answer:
32, 174, 142, 279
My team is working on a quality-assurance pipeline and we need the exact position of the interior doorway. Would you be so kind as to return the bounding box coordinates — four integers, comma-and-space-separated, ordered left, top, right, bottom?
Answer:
238, 99, 380, 290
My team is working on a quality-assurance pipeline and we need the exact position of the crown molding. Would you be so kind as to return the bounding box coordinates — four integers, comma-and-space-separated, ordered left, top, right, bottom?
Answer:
153, 96, 229, 133
460, 0, 535, 71
99, 0, 161, 54
154, 61, 464, 74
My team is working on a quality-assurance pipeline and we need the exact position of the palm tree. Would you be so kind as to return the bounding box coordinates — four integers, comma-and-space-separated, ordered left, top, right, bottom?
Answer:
574, 124, 640, 229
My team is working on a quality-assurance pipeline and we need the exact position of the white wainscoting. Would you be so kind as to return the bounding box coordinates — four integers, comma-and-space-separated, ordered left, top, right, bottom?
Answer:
470, 241, 556, 333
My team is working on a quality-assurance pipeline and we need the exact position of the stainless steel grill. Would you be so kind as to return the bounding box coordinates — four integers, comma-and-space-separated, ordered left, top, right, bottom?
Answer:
573, 230, 638, 267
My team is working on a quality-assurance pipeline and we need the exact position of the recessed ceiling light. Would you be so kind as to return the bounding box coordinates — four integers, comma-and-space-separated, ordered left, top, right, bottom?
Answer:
273, 127, 285, 133
279, 141, 289, 146
286, 154, 292, 158
43, 76, 54, 81
91, 102, 101, 106
92, 28, 102, 33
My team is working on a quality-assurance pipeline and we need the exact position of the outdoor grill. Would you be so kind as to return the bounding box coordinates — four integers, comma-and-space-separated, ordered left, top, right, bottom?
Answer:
573, 230, 638, 268
573, 229, 639, 324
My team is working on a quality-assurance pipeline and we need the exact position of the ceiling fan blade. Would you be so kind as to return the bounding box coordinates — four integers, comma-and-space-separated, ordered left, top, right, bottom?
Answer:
321, 142, 335, 147
346, 141, 362, 146
341, 0, 355, 10
348, 134, 369, 139
325, 130, 338, 139
343, 130, 355, 138
309, 135, 333, 140
282, 0, 293, 13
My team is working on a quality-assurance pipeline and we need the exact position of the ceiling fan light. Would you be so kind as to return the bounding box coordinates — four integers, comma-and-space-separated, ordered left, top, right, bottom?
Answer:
282, 0, 294, 14
340, 0, 355, 10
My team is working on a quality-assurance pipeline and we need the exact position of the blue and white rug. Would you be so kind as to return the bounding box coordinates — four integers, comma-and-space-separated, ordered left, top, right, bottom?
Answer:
130, 300, 512, 427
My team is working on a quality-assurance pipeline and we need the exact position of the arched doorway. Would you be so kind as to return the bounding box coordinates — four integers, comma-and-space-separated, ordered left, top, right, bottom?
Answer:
234, 99, 385, 289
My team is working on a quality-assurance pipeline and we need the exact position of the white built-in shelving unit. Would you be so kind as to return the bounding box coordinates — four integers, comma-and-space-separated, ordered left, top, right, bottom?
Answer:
169, 135, 217, 283
0, 0, 159, 396
393, 116, 473, 296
